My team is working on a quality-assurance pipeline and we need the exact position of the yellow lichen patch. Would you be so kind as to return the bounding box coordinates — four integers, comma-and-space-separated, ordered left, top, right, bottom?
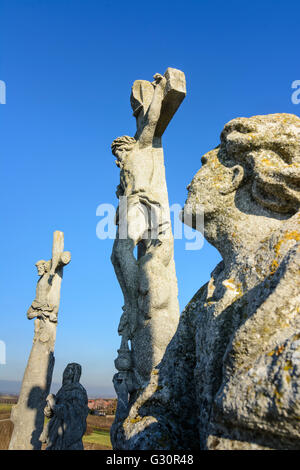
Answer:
223, 279, 243, 298
276, 344, 285, 356
270, 231, 300, 275
270, 260, 279, 275
274, 387, 283, 405
275, 231, 300, 256
268, 344, 285, 357
283, 360, 293, 371
261, 158, 272, 166
130, 416, 142, 424
255, 266, 262, 275
223, 279, 236, 290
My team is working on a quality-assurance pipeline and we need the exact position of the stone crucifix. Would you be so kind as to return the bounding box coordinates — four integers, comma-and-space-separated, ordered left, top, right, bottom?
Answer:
111, 68, 186, 420
9, 231, 71, 450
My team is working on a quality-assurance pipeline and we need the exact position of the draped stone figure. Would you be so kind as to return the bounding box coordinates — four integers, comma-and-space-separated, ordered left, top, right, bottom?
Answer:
9, 231, 71, 450
112, 113, 300, 450
110, 68, 186, 447
40, 363, 89, 450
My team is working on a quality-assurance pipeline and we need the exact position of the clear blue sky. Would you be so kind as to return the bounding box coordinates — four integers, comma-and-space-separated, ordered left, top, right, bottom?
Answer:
0, 0, 299, 397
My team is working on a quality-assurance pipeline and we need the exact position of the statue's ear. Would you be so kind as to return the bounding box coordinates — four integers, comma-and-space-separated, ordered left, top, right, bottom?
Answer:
220, 165, 245, 195
231, 165, 245, 190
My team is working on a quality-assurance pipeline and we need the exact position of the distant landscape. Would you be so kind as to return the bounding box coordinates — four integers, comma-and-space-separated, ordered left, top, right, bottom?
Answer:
0, 394, 115, 450
0, 380, 116, 399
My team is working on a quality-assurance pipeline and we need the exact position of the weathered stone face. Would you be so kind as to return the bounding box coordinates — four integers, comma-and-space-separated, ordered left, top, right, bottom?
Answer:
184, 147, 233, 221
185, 113, 300, 230
114, 113, 300, 451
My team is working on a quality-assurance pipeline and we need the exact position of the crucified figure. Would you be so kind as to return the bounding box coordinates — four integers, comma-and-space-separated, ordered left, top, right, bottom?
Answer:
27, 251, 71, 323
111, 73, 168, 342
110, 69, 185, 406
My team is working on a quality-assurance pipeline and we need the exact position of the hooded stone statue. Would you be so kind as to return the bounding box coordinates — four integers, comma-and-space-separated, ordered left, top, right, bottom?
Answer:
41, 363, 89, 450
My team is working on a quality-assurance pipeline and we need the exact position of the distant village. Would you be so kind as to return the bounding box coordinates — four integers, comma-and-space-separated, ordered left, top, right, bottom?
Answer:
0, 395, 116, 416
87, 398, 116, 416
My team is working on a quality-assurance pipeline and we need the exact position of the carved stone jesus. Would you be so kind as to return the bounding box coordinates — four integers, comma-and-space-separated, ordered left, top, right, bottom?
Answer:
27, 260, 55, 320
110, 68, 186, 448
27, 250, 71, 323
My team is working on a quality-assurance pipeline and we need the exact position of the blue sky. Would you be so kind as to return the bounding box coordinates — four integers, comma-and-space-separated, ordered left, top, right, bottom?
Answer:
0, 0, 299, 396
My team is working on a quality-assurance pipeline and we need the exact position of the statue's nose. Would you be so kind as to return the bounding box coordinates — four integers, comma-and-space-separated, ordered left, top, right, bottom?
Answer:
186, 184, 191, 191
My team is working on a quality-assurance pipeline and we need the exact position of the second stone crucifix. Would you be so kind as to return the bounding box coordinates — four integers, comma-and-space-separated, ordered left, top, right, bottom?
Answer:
111, 68, 186, 418
9, 231, 71, 450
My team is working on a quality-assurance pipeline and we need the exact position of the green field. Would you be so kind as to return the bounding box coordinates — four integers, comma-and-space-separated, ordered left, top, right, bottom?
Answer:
83, 429, 111, 448
0, 404, 13, 412
0, 403, 113, 450
0, 404, 13, 422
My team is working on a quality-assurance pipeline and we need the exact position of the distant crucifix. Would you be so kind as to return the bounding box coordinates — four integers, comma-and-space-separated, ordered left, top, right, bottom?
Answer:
9, 231, 71, 450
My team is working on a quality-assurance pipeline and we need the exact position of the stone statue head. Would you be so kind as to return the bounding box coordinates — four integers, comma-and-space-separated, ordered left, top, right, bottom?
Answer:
62, 363, 82, 385
183, 114, 300, 249
111, 135, 137, 161
35, 260, 51, 276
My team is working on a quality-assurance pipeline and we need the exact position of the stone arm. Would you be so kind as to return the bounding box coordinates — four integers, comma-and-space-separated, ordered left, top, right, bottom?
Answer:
43, 394, 56, 419
44, 390, 86, 419
137, 74, 166, 149
111, 234, 139, 338
50, 251, 71, 275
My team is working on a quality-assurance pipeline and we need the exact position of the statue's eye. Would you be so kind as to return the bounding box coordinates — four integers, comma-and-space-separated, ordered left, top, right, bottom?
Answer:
201, 156, 208, 166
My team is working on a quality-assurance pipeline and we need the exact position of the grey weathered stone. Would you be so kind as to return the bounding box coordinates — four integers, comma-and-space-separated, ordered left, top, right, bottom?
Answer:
9, 231, 71, 450
40, 363, 89, 450
110, 69, 186, 447
112, 113, 300, 450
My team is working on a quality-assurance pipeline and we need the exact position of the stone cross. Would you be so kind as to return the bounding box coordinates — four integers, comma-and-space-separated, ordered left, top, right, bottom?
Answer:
110, 68, 186, 437
9, 231, 71, 450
